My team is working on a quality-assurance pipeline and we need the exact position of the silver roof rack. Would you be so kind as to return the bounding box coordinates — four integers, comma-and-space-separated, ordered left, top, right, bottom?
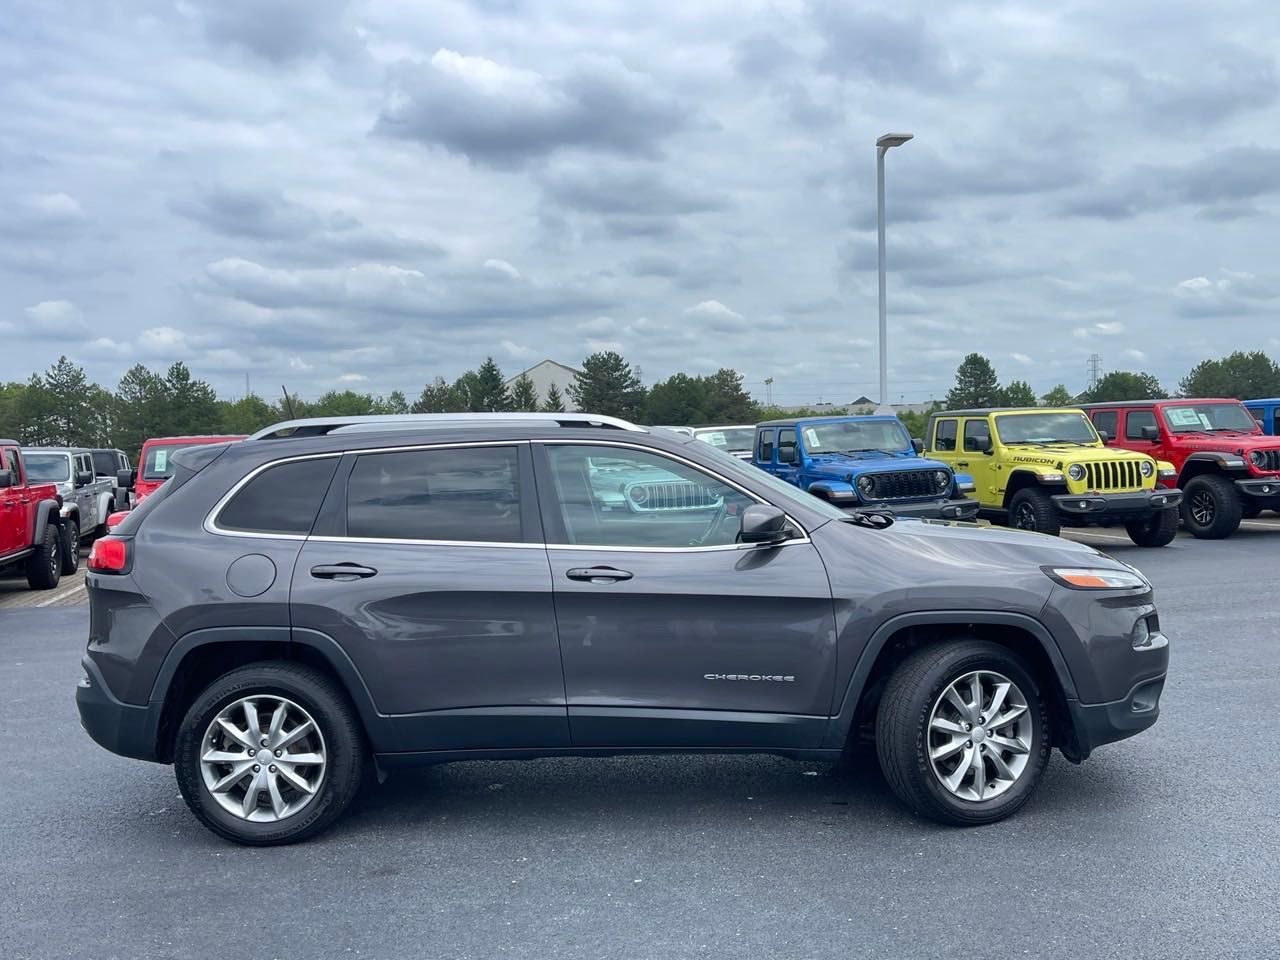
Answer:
246, 412, 647, 440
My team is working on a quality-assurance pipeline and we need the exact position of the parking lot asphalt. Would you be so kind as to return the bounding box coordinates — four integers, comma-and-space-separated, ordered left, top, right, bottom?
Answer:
2, 529, 1278, 959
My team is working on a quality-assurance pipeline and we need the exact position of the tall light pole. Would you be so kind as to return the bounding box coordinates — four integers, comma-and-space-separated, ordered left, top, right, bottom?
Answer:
876, 132, 913, 415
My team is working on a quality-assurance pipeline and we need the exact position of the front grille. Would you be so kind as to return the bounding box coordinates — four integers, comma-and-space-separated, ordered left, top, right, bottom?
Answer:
863, 470, 939, 501
1250, 448, 1280, 471
1082, 460, 1143, 492
625, 480, 721, 512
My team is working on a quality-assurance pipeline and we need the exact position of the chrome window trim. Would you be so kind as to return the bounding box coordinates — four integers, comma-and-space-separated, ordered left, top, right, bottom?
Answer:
536, 437, 812, 546
308, 535, 544, 550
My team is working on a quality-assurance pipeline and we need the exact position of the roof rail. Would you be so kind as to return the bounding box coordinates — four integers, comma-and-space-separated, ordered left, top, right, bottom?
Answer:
246, 412, 647, 441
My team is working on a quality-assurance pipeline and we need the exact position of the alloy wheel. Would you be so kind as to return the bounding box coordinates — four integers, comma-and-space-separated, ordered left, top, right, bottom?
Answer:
1014, 503, 1037, 530
1190, 490, 1215, 526
200, 695, 327, 822
927, 670, 1033, 802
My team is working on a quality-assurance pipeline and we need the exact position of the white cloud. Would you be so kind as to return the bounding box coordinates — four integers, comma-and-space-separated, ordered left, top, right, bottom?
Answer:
1072, 321, 1125, 338
288, 356, 313, 371
24, 300, 80, 324
337, 373, 368, 382
1176, 276, 1212, 291
1125, 349, 1147, 361
500, 339, 535, 359
85, 336, 131, 356
1010, 352, 1034, 364
684, 300, 744, 321
26, 192, 84, 221
483, 258, 521, 279
138, 326, 186, 350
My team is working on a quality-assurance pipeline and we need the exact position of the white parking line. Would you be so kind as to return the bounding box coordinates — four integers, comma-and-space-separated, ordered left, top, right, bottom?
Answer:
35, 582, 86, 607
1062, 530, 1134, 543
1240, 519, 1280, 529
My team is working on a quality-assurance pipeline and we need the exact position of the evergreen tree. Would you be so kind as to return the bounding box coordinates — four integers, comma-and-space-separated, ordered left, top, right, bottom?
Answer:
0, 381, 26, 441
702, 368, 757, 423
1040, 384, 1074, 406
541, 382, 566, 412
412, 377, 465, 413
568, 351, 646, 419
1078, 371, 1167, 404
468, 357, 511, 412
42, 356, 95, 445
1000, 379, 1037, 407
114, 364, 169, 456
1179, 351, 1280, 399
163, 362, 219, 436
509, 374, 540, 411
310, 390, 375, 416
372, 390, 409, 415
645, 373, 706, 424
17, 374, 57, 445
945, 353, 1002, 409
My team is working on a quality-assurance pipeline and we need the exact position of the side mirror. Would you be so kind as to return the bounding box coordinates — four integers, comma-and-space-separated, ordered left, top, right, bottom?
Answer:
1096, 430, 1110, 442
76, 470, 93, 487
117, 468, 136, 490
740, 504, 790, 544
911, 437, 924, 454
1140, 425, 1158, 441
0, 470, 11, 489
980, 437, 993, 455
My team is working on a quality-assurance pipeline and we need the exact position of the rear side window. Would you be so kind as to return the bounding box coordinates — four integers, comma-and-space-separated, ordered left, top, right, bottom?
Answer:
346, 446, 521, 543
1125, 410, 1157, 440
218, 458, 339, 535
933, 419, 957, 451
1090, 410, 1117, 439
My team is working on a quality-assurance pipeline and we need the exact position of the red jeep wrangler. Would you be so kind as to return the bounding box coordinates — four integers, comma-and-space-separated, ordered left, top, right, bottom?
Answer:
0, 439, 70, 589
1082, 399, 1280, 539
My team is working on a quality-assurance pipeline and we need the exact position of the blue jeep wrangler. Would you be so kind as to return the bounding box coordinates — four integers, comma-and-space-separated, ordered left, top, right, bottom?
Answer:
752, 415, 978, 519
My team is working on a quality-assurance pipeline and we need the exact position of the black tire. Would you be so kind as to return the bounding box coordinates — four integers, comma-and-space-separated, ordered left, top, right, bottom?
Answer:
174, 662, 365, 846
876, 641, 1052, 826
1007, 488, 1061, 537
1240, 502, 1262, 519
60, 519, 80, 574
1181, 474, 1242, 539
1125, 508, 1178, 547
25, 523, 62, 590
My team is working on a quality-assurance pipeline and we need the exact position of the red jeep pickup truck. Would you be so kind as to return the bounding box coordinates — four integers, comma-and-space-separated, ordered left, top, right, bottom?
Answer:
1082, 398, 1280, 539
118, 434, 246, 504
0, 439, 71, 589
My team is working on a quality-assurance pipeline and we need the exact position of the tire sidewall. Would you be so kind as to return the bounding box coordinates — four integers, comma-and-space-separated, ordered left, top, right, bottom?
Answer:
174, 666, 362, 845
902, 646, 1051, 823
1009, 488, 1060, 536
61, 521, 80, 573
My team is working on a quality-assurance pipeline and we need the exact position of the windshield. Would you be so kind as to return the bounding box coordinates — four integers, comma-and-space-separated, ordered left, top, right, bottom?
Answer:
142, 443, 203, 480
799, 420, 909, 454
995, 412, 1099, 445
694, 427, 754, 451
1161, 402, 1260, 434
23, 454, 70, 482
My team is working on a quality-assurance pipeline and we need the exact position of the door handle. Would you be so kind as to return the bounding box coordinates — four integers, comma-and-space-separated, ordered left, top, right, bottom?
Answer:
310, 563, 378, 581
566, 566, 633, 583
956, 461, 969, 468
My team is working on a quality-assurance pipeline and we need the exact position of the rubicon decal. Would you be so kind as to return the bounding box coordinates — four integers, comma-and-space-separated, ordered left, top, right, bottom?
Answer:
704, 673, 795, 682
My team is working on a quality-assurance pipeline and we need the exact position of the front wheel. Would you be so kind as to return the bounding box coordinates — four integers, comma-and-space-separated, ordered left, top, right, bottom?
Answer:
1181, 474, 1241, 539
174, 662, 365, 846
1008, 488, 1062, 537
25, 523, 62, 590
876, 641, 1051, 825
1125, 508, 1178, 547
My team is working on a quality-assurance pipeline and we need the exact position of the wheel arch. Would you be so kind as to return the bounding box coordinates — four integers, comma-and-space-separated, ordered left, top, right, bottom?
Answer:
1001, 470, 1050, 509
31, 499, 62, 543
149, 627, 393, 764
1177, 455, 1239, 486
827, 611, 1081, 758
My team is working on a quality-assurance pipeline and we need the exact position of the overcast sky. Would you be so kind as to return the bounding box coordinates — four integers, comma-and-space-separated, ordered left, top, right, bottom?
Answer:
2, 0, 1278, 405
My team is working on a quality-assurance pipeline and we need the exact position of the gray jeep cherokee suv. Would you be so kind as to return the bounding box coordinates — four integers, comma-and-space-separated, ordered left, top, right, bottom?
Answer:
76, 413, 1169, 845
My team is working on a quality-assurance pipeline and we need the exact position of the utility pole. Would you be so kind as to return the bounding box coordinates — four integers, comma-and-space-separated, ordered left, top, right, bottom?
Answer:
1087, 354, 1103, 391
875, 132, 913, 415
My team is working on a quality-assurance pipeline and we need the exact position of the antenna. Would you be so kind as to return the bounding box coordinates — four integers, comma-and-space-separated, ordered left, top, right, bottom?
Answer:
280, 385, 296, 419
1087, 354, 1103, 390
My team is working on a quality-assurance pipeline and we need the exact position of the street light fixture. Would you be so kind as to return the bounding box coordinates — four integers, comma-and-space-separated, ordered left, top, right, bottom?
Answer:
875, 132, 913, 415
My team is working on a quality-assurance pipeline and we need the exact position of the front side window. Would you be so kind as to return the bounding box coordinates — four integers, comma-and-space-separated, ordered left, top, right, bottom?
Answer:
346, 446, 522, 543
1125, 410, 1158, 440
544, 445, 756, 548
1161, 402, 1260, 435
933, 419, 958, 452
218, 457, 340, 535
757, 430, 774, 462
777, 429, 798, 463
995, 412, 1098, 445
24, 454, 70, 483
798, 419, 910, 454
962, 420, 991, 452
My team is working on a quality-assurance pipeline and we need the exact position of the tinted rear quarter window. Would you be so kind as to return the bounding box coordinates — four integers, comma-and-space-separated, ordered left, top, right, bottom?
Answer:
346, 446, 521, 543
218, 458, 340, 535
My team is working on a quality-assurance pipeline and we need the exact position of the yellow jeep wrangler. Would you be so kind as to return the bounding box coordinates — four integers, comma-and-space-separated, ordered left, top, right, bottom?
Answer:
925, 407, 1183, 546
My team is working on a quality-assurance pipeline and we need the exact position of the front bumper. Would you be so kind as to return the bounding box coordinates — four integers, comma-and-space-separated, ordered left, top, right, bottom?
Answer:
850, 497, 979, 521
1236, 478, 1280, 499
76, 656, 163, 763
1052, 488, 1183, 517
1065, 673, 1165, 760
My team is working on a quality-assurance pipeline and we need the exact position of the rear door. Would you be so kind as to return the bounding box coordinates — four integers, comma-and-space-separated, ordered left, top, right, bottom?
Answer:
290, 442, 568, 751
533, 440, 837, 749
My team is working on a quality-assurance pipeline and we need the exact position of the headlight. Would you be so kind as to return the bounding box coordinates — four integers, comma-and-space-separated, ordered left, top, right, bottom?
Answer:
1250, 450, 1265, 466
1067, 464, 1085, 481
1140, 460, 1154, 477
856, 475, 875, 496
1044, 566, 1148, 590
628, 486, 648, 506
933, 470, 950, 490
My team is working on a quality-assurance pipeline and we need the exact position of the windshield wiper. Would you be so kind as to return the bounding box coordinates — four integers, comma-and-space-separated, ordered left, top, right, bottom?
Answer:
843, 448, 899, 457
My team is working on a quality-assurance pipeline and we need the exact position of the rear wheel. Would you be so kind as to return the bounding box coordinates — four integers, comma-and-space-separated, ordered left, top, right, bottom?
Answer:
60, 520, 80, 573
1181, 474, 1241, 539
1008, 488, 1061, 537
25, 523, 62, 590
1125, 508, 1178, 547
174, 662, 365, 846
876, 641, 1051, 825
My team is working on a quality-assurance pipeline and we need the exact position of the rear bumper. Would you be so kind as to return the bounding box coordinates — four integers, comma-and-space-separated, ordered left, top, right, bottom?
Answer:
1065, 674, 1165, 760
1236, 478, 1280, 500
1052, 489, 1183, 517
851, 497, 979, 521
75, 656, 164, 763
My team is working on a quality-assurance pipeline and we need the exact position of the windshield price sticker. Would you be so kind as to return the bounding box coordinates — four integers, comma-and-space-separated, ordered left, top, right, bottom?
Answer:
704, 432, 726, 446
154, 449, 168, 472
1167, 408, 1202, 427
805, 428, 821, 448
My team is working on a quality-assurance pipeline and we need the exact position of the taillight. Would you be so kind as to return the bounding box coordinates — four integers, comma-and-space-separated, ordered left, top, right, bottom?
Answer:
88, 537, 130, 573
104, 510, 129, 532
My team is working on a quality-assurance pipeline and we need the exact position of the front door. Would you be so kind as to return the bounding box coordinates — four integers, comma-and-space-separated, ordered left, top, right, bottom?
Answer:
959, 419, 997, 503
0, 447, 24, 555
533, 441, 837, 749
290, 443, 568, 751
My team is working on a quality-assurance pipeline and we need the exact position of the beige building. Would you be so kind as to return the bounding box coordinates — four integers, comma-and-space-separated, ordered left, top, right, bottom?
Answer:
504, 359, 582, 411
